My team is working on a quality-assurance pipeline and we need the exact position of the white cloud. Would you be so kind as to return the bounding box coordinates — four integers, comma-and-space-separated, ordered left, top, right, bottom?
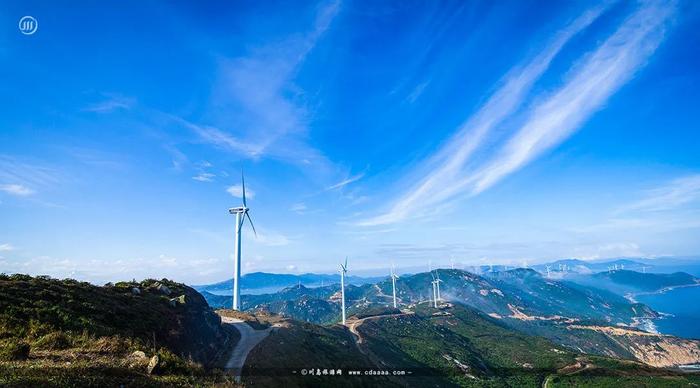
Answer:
227, 184, 255, 199
0, 184, 34, 196
0, 156, 60, 196
359, 5, 607, 226
470, 2, 675, 195
193, 0, 340, 168
290, 202, 307, 214
252, 229, 291, 247
326, 172, 364, 191
85, 95, 134, 113
618, 174, 700, 213
192, 172, 215, 182
361, 1, 675, 226
0, 243, 15, 252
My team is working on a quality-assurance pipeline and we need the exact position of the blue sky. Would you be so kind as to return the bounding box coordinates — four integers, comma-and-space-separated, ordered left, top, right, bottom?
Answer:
1, 0, 700, 284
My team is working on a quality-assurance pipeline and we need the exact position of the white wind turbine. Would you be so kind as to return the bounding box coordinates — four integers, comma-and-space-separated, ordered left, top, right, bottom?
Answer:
390, 264, 399, 309
340, 257, 348, 325
228, 172, 257, 311
430, 272, 438, 308
435, 271, 443, 302
545, 265, 551, 279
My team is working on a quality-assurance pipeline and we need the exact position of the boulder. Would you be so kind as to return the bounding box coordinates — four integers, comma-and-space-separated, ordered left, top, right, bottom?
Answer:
155, 282, 171, 296
130, 350, 147, 359
169, 294, 186, 307
131, 287, 141, 295
147, 354, 160, 375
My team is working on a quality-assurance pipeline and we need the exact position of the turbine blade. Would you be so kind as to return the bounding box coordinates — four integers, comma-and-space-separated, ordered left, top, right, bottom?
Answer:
241, 171, 247, 207
345, 256, 348, 269
245, 211, 257, 238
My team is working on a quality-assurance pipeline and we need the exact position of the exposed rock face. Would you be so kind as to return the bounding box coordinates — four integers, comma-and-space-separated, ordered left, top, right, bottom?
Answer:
147, 354, 160, 374
567, 324, 700, 367
155, 283, 172, 296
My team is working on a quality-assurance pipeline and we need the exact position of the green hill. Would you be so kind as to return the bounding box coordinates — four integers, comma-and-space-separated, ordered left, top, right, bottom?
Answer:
0, 274, 238, 387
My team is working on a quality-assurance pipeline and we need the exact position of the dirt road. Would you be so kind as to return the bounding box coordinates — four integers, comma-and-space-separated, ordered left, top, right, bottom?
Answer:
221, 316, 274, 379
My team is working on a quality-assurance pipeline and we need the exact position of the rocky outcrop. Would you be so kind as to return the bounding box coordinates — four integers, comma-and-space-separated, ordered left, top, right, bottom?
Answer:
567, 324, 700, 367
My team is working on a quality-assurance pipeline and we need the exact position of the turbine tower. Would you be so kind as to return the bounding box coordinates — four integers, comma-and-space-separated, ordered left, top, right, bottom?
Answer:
435, 271, 443, 302
340, 257, 348, 325
390, 264, 399, 309
228, 172, 257, 311
430, 272, 438, 308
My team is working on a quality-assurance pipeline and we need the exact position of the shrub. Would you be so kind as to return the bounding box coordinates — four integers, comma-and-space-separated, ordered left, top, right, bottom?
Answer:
33, 332, 72, 350
154, 348, 190, 375
0, 339, 30, 361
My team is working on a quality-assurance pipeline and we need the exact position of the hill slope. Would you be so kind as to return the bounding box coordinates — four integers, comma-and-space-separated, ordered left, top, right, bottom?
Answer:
0, 274, 237, 387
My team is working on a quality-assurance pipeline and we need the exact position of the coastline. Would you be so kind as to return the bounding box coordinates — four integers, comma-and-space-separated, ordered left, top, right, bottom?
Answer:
627, 283, 700, 337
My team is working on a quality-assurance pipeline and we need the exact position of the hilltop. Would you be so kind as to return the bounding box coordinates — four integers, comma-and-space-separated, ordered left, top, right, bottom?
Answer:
0, 274, 238, 387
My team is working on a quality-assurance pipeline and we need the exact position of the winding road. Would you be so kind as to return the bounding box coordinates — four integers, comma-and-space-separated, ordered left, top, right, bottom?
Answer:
220, 316, 274, 379
347, 312, 413, 347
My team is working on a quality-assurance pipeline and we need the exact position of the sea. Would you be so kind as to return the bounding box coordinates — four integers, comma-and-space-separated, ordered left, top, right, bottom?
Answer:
636, 285, 700, 340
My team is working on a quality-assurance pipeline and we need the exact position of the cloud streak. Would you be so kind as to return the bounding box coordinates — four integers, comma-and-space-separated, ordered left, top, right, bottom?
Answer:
470, 1, 675, 195
227, 184, 255, 199
618, 174, 700, 213
0, 184, 34, 196
326, 172, 364, 190
195, 0, 341, 166
361, 1, 675, 226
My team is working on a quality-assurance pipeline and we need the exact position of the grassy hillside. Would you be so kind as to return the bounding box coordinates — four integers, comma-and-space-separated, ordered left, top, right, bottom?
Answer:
241, 303, 699, 387
0, 274, 238, 387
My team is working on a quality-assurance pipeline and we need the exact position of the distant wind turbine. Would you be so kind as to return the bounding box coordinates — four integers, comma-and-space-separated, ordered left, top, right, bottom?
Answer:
430, 272, 438, 308
340, 257, 348, 325
390, 264, 399, 309
450, 257, 455, 270
545, 265, 551, 279
228, 172, 257, 311
435, 271, 443, 302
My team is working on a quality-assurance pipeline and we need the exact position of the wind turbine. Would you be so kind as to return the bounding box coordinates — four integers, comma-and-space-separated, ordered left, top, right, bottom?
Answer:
228, 172, 257, 311
430, 272, 438, 308
390, 264, 399, 309
642, 265, 650, 274
340, 257, 348, 325
450, 257, 455, 270
545, 265, 551, 279
435, 271, 443, 302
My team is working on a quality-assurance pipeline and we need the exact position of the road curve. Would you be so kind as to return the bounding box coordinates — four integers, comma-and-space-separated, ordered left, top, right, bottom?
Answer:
221, 317, 273, 379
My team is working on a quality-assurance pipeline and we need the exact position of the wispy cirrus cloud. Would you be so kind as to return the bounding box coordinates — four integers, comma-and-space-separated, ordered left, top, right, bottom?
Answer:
227, 184, 255, 199
326, 172, 364, 191
360, 1, 675, 226
470, 1, 675, 195
0, 243, 15, 252
0, 156, 61, 197
0, 184, 34, 196
195, 1, 341, 167
617, 174, 700, 213
192, 172, 215, 182
84, 95, 134, 113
